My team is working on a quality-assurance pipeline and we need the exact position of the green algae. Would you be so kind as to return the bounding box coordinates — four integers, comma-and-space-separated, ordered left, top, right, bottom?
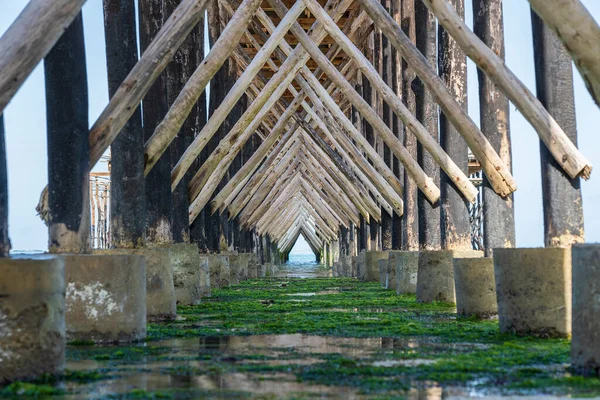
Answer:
3, 276, 599, 398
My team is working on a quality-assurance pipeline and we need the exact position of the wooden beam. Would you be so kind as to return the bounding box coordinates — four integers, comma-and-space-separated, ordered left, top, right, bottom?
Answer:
155, 0, 302, 183
423, 0, 592, 180
529, 0, 600, 108
89, 0, 212, 167
0, 115, 9, 257
355, 0, 517, 196
0, 0, 86, 115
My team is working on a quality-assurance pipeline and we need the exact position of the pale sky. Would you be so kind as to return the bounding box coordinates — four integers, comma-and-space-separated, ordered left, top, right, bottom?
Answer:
1, 0, 599, 251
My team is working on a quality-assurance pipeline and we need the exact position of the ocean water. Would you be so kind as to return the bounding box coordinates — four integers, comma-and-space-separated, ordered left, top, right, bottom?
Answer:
287, 252, 318, 266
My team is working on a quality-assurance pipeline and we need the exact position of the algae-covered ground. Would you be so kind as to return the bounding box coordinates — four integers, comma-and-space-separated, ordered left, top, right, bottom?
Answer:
4, 272, 600, 399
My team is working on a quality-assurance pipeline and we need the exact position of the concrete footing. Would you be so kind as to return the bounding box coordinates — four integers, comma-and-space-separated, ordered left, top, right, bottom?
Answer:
64, 254, 146, 343
454, 257, 497, 318
333, 261, 341, 277
96, 247, 176, 322
572, 244, 600, 376
359, 251, 388, 282
247, 254, 258, 279
391, 251, 419, 295
170, 243, 203, 306
235, 254, 251, 282
382, 253, 396, 290
209, 255, 230, 289
378, 259, 388, 288
494, 247, 571, 337
416, 250, 482, 304
259, 263, 267, 278
198, 256, 211, 297
340, 256, 352, 277
0, 256, 66, 384
226, 254, 240, 285
264, 263, 274, 277
357, 252, 366, 280
351, 256, 357, 278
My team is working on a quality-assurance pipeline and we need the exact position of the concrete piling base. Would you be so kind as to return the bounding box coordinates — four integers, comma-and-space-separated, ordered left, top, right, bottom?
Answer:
378, 259, 388, 288
360, 251, 388, 282
357, 251, 366, 280
0, 256, 66, 384
247, 254, 258, 279
226, 254, 240, 285
236, 254, 251, 282
96, 247, 176, 322
64, 254, 146, 343
259, 263, 267, 278
198, 256, 211, 298
264, 263, 274, 277
352, 256, 357, 278
209, 255, 230, 289
494, 247, 572, 337
416, 250, 482, 304
170, 243, 203, 306
341, 256, 352, 277
332, 262, 340, 277
391, 251, 418, 295
572, 244, 600, 376
453, 257, 497, 318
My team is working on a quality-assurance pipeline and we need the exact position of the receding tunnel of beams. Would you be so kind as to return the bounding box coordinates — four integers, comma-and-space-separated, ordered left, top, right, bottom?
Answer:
69, 0, 591, 256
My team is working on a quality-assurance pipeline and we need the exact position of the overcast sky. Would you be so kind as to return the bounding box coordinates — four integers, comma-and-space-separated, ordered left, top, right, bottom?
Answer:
1, 0, 599, 252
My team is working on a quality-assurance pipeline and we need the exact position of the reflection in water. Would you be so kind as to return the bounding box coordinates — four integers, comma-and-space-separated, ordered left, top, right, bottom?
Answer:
64, 334, 459, 399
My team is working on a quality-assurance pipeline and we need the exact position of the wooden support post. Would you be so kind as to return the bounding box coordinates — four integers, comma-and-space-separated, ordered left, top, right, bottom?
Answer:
528, 0, 600, 107
165, 0, 203, 243
422, 0, 592, 180
363, 34, 380, 251
139, 0, 172, 244
0, 0, 86, 115
474, 0, 514, 255
438, 0, 470, 251
104, 0, 146, 248
401, 0, 419, 252
0, 115, 9, 257
415, 0, 440, 251
355, 0, 516, 196
89, 0, 210, 167
187, 17, 208, 250
45, 13, 90, 253
391, 0, 403, 250
531, 11, 585, 248
167, 0, 302, 189
380, 0, 393, 251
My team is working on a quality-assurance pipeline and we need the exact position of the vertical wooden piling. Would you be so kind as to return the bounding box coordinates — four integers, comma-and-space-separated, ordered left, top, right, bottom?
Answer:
474, 0, 515, 255
401, 0, 419, 252
164, 0, 203, 244
0, 115, 9, 257
363, 35, 379, 251
188, 16, 208, 250
104, 0, 146, 249
380, 0, 394, 251
531, 11, 585, 247
206, 1, 229, 252
415, 0, 441, 251
139, 0, 173, 244
391, 0, 404, 250
45, 13, 90, 253
438, 0, 470, 250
